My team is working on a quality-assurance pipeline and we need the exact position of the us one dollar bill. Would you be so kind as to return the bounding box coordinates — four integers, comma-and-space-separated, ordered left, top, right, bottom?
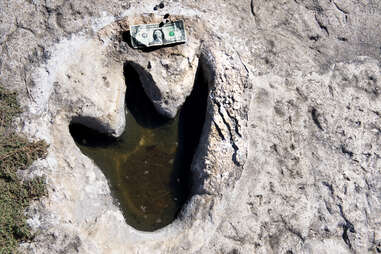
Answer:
129, 20, 187, 48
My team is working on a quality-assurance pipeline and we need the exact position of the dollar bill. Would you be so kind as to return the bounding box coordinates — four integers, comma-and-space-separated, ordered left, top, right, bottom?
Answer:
129, 20, 187, 48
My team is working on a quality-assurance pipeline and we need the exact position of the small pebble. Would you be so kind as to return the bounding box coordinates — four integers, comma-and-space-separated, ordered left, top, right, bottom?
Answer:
153, 5, 158, 10
159, 2, 165, 8
164, 13, 170, 19
159, 22, 164, 27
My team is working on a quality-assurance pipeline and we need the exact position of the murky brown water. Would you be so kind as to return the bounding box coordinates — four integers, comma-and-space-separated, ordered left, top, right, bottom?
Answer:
70, 111, 186, 231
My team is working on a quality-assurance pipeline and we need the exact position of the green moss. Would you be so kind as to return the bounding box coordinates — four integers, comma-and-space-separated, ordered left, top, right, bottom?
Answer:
0, 86, 48, 253
0, 87, 22, 131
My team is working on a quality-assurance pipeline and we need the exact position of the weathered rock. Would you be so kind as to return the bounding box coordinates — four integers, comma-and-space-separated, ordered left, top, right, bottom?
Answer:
0, 0, 380, 253
97, 14, 203, 118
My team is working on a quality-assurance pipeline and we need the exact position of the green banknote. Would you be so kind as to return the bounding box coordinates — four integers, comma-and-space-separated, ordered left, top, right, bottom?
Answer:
129, 20, 187, 48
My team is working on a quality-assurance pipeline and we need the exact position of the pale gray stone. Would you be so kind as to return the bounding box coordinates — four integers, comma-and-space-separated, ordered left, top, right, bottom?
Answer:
1, 0, 380, 253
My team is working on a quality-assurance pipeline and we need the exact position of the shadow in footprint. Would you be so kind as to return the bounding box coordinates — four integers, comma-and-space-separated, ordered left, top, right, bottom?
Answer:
124, 62, 169, 128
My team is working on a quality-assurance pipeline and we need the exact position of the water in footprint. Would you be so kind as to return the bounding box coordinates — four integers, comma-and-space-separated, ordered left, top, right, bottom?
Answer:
69, 63, 208, 231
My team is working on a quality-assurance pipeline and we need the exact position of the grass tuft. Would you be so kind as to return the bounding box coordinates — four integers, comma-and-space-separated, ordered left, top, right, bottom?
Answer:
0, 86, 48, 253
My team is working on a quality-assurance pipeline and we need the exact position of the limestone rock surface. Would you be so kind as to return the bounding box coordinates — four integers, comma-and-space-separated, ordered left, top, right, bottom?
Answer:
0, 0, 380, 254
